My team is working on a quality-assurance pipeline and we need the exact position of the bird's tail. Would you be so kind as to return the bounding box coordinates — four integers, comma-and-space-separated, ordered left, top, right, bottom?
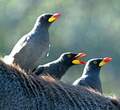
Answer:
3, 55, 14, 65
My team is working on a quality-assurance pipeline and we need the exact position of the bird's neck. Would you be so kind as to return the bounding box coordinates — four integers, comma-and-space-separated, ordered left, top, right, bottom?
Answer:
44, 60, 71, 79
82, 66, 101, 80
32, 22, 49, 33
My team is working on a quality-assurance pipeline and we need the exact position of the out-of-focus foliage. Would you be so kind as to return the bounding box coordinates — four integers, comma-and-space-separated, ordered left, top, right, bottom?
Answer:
0, 0, 120, 95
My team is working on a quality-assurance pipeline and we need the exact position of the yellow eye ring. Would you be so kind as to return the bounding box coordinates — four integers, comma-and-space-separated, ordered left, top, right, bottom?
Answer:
67, 54, 71, 58
93, 61, 97, 64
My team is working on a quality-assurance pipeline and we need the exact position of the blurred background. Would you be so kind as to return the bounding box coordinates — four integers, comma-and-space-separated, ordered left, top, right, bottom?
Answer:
0, 0, 120, 95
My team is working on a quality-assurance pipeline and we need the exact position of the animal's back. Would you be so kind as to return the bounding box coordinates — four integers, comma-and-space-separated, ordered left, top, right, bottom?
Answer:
0, 60, 119, 110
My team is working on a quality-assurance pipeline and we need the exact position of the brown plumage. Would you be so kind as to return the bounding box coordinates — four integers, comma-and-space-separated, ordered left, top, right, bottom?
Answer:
0, 59, 119, 110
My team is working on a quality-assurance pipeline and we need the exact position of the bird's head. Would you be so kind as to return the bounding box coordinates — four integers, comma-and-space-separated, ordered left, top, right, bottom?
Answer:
86, 57, 112, 69
59, 52, 87, 66
37, 13, 61, 27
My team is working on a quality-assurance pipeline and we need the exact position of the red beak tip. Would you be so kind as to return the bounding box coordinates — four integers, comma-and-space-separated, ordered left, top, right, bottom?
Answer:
53, 13, 61, 17
103, 57, 112, 62
79, 53, 87, 58
80, 61, 86, 64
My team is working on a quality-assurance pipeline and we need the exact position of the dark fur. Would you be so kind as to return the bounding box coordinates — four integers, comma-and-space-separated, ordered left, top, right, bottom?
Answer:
0, 60, 119, 110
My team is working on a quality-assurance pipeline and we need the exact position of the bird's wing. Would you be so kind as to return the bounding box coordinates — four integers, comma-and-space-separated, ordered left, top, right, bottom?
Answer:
10, 34, 30, 57
3, 35, 30, 64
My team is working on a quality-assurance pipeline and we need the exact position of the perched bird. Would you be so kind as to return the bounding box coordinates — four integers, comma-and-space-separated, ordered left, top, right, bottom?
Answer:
73, 57, 112, 93
32, 52, 87, 79
4, 13, 61, 72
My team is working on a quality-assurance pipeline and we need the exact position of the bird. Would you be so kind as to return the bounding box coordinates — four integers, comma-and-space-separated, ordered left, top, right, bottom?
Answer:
73, 57, 112, 93
4, 13, 61, 73
32, 52, 87, 79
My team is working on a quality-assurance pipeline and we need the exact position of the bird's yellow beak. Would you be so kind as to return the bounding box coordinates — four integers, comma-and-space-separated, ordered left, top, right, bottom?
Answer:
99, 57, 112, 67
72, 53, 87, 65
48, 13, 61, 22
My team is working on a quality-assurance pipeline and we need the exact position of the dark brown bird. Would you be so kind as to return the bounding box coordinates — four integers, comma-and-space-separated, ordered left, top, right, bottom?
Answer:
73, 57, 112, 93
32, 52, 86, 79
4, 13, 61, 73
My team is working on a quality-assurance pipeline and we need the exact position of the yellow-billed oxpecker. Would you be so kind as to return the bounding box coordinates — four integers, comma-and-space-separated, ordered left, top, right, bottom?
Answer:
4, 13, 61, 72
73, 57, 112, 93
32, 52, 86, 79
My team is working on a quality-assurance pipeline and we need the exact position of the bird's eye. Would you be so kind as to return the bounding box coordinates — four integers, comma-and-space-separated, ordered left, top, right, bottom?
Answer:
67, 54, 72, 58
93, 61, 97, 64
